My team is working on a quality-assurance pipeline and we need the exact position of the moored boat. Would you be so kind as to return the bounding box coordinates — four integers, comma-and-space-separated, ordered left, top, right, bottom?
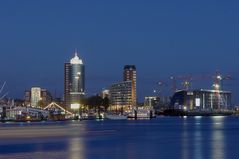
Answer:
105, 113, 127, 120
127, 108, 155, 119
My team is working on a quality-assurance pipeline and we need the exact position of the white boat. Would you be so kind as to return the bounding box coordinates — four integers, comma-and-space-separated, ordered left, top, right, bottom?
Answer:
127, 108, 155, 119
105, 114, 127, 120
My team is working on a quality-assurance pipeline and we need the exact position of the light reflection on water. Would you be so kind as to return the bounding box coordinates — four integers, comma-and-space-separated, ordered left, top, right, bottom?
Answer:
182, 119, 189, 159
181, 116, 226, 159
211, 116, 225, 159
194, 117, 202, 159
68, 137, 85, 159
0, 117, 236, 159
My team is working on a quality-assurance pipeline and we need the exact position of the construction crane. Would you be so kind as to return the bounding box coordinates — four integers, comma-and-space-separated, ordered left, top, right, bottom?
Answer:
157, 71, 233, 107
153, 81, 167, 96
170, 75, 193, 92
211, 71, 232, 109
170, 71, 232, 91
212, 71, 232, 91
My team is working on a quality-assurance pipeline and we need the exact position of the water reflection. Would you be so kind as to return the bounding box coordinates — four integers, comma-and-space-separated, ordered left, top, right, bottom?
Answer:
68, 137, 85, 159
182, 118, 189, 159
181, 116, 227, 159
211, 116, 225, 159
181, 116, 204, 159
194, 117, 202, 159
0, 118, 231, 159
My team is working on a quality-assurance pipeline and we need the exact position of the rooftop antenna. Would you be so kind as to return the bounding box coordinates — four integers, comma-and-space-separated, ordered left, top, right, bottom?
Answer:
74, 48, 78, 56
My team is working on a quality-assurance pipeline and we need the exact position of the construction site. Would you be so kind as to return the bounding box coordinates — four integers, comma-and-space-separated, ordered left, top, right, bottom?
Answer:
155, 71, 234, 115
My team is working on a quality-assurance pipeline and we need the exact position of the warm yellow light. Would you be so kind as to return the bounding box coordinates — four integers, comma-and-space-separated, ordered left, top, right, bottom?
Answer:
71, 103, 80, 109
213, 84, 220, 89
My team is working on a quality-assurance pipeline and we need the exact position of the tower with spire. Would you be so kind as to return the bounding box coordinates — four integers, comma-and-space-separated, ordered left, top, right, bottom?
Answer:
64, 51, 85, 110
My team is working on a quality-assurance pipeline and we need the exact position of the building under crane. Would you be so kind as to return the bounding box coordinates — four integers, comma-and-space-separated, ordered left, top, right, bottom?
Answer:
170, 71, 233, 111
170, 89, 232, 111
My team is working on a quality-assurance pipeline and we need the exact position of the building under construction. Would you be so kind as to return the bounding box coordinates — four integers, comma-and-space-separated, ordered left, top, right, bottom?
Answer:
168, 71, 233, 111
171, 89, 232, 111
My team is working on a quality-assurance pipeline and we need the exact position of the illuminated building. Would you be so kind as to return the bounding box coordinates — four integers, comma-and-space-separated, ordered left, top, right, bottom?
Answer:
64, 52, 85, 110
108, 65, 137, 110
170, 89, 232, 110
123, 65, 137, 106
24, 87, 52, 108
144, 96, 160, 107
100, 89, 109, 99
109, 81, 133, 110
31, 87, 41, 107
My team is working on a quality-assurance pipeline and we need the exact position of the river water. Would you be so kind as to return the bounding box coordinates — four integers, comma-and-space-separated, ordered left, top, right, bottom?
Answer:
0, 116, 238, 159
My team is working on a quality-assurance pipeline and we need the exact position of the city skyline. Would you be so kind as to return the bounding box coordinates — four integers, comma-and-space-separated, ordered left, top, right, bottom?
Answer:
1, 1, 239, 158
0, 1, 239, 104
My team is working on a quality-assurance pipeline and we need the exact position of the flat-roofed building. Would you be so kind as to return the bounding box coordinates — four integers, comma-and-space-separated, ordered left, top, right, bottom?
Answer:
171, 89, 232, 110
24, 87, 52, 108
144, 96, 160, 107
123, 65, 137, 106
109, 81, 133, 110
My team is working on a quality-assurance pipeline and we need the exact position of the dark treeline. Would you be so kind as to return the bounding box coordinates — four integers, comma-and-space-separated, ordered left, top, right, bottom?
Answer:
80, 95, 110, 111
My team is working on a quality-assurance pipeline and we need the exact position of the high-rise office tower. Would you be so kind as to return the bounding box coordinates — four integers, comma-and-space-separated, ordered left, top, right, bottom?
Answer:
123, 65, 137, 106
64, 52, 85, 110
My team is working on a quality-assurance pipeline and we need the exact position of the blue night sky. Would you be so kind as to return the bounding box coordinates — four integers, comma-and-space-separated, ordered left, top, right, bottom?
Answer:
0, 0, 238, 103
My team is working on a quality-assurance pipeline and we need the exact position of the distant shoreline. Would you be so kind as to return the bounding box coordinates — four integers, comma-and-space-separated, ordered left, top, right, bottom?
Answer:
159, 109, 235, 116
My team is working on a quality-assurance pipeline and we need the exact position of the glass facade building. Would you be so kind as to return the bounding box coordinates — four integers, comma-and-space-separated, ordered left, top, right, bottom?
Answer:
171, 89, 232, 110
64, 53, 85, 110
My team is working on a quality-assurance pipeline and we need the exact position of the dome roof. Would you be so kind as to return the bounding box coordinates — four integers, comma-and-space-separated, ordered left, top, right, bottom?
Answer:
70, 52, 83, 65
